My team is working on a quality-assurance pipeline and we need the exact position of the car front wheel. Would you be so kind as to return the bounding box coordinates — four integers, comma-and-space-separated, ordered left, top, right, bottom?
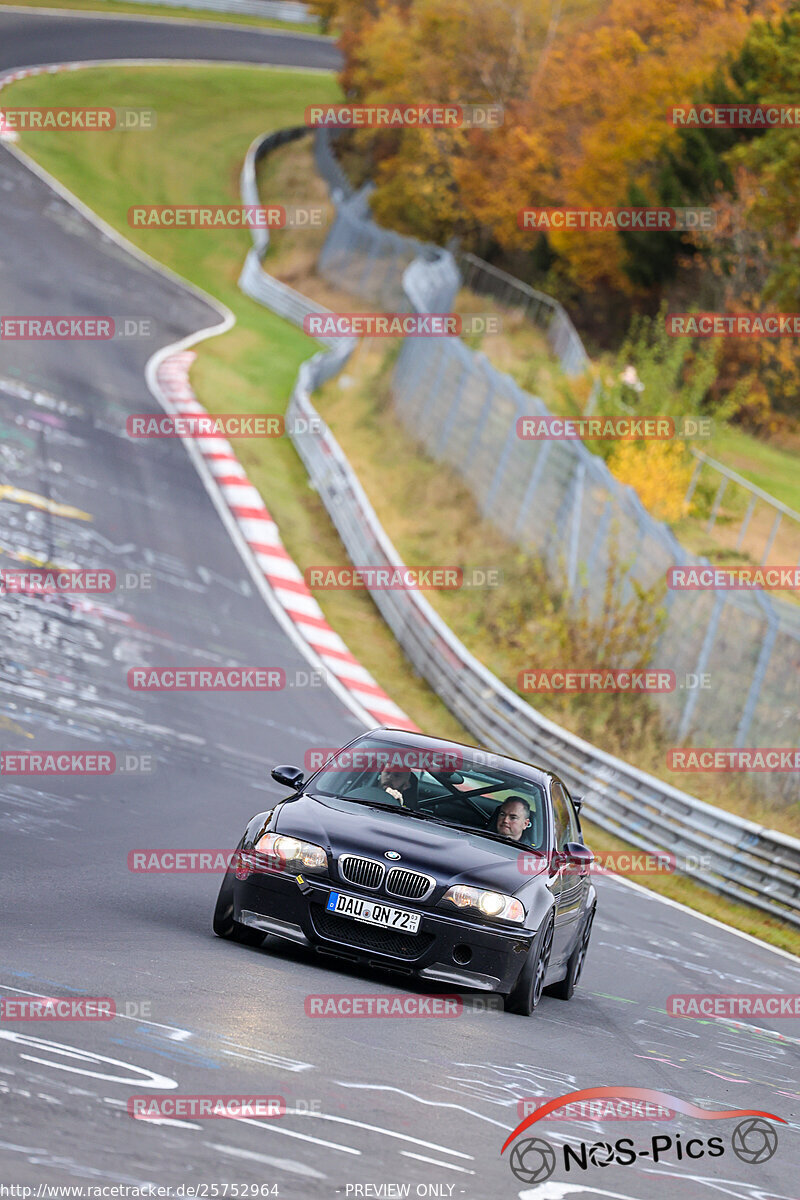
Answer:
213, 863, 265, 946
547, 903, 596, 1001
503, 913, 554, 1016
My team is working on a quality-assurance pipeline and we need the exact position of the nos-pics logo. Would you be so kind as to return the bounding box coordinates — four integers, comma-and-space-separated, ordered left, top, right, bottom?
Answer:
502, 1087, 783, 1184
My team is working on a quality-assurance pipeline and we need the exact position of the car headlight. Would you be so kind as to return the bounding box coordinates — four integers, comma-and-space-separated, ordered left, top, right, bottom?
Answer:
254, 832, 327, 872
441, 885, 525, 923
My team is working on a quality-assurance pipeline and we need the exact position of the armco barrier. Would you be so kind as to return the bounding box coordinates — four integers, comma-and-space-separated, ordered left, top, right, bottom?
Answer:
236, 127, 800, 928
124, 0, 317, 21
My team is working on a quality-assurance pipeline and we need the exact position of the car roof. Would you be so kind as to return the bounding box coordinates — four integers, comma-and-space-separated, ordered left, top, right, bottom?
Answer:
353, 727, 555, 791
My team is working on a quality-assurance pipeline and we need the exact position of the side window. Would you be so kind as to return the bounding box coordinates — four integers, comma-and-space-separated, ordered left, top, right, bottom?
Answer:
415, 769, 450, 801
550, 781, 577, 850
560, 782, 581, 843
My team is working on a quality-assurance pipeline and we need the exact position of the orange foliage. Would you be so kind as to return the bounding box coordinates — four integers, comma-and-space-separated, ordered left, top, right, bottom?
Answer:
486, 0, 772, 290
333, 0, 785, 293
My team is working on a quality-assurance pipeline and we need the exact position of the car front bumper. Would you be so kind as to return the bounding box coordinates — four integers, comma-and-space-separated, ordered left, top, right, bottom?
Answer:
233, 865, 535, 993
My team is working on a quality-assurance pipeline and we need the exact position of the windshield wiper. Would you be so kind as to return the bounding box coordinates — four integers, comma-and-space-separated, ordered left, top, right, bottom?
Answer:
326, 799, 486, 831
332, 797, 407, 813
340, 802, 457, 826
399, 809, 461, 825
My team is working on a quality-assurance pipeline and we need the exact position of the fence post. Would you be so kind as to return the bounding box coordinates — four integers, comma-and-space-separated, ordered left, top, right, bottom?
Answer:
483, 424, 519, 516
676, 592, 725, 741
547, 307, 566, 360
578, 495, 613, 594
436, 357, 471, 455
705, 476, 728, 534
567, 461, 586, 592
513, 440, 554, 539
684, 454, 704, 509
761, 511, 782, 565
736, 494, 757, 551
735, 614, 778, 747
583, 378, 601, 415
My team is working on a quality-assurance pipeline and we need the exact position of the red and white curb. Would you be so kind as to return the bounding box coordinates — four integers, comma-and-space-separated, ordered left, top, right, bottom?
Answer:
0, 65, 42, 140
0, 61, 96, 140
157, 352, 418, 732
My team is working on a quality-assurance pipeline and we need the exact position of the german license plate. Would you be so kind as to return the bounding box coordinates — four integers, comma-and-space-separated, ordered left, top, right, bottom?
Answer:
326, 891, 420, 934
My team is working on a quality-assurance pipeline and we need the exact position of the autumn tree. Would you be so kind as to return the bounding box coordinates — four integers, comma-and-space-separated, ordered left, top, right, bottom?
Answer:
645, 3, 800, 423
330, 0, 781, 301
328, 0, 556, 245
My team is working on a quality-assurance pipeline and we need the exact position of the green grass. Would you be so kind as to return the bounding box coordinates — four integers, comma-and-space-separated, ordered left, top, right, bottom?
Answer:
0, 0, 325, 35
712, 424, 800, 514
8, 65, 797, 957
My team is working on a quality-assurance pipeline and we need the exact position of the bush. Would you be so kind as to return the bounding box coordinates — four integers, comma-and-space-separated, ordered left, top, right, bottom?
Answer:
607, 440, 695, 524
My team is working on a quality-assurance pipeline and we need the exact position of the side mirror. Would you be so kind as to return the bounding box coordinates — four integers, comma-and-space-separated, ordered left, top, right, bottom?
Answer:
563, 842, 593, 863
560, 842, 594, 876
271, 765, 304, 790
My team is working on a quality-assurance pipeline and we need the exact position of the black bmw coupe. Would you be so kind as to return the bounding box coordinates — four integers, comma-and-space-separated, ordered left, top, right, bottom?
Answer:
213, 728, 597, 1015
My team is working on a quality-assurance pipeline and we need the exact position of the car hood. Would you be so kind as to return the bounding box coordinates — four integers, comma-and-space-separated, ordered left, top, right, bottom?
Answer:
275, 791, 541, 893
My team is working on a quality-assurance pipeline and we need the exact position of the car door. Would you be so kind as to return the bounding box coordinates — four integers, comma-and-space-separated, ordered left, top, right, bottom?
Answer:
548, 780, 584, 968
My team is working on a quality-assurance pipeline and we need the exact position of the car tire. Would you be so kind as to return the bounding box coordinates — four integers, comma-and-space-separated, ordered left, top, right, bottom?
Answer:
213, 864, 265, 946
503, 912, 554, 1016
546, 903, 596, 1001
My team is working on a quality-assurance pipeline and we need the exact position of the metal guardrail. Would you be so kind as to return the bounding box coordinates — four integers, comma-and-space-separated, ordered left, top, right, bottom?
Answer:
239, 128, 355, 366
123, 0, 317, 21
235, 126, 800, 928
314, 127, 354, 201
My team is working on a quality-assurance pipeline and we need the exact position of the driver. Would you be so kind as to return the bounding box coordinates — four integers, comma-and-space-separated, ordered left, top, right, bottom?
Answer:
495, 796, 532, 841
378, 764, 418, 808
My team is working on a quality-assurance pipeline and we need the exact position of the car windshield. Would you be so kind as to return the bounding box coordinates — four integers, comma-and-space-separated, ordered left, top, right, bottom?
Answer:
309, 734, 547, 850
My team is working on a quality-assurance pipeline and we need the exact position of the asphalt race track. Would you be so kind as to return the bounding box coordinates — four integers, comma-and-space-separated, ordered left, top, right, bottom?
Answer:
0, 8, 341, 73
0, 9, 798, 1199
